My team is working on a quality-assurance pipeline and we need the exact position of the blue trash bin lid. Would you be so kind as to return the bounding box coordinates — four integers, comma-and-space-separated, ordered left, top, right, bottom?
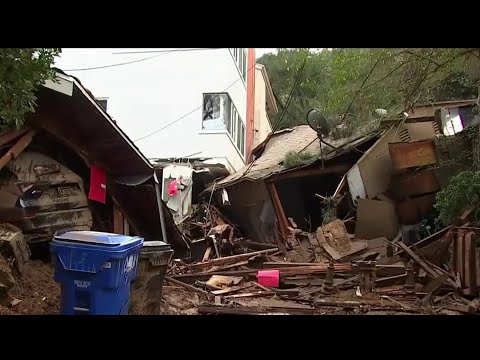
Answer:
54, 231, 142, 246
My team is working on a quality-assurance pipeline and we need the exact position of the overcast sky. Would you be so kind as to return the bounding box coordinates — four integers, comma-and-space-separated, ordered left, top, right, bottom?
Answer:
256, 48, 277, 58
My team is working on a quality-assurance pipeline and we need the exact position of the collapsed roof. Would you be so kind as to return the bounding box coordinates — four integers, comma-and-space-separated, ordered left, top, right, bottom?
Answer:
214, 125, 381, 189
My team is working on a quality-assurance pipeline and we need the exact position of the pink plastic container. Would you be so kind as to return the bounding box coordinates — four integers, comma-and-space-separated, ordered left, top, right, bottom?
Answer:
257, 270, 280, 287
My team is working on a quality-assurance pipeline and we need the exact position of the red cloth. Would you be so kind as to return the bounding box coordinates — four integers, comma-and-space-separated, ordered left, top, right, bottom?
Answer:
88, 164, 107, 204
168, 179, 178, 196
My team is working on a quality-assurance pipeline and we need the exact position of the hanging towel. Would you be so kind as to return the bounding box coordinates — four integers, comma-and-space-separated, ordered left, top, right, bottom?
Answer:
88, 164, 107, 204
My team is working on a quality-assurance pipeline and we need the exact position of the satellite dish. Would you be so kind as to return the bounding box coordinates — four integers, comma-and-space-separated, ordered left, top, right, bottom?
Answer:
306, 108, 330, 137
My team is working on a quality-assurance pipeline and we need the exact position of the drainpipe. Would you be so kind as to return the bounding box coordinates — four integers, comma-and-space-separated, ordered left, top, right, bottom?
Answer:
154, 172, 169, 244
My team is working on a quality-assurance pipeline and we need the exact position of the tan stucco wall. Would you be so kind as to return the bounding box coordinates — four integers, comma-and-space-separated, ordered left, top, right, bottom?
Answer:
253, 68, 273, 149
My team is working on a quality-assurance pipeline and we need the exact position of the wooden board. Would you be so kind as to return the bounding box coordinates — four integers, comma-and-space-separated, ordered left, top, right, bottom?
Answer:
202, 246, 213, 262
189, 248, 278, 272
0, 127, 30, 147
464, 232, 478, 296
316, 227, 342, 260
389, 140, 437, 171
266, 181, 289, 239
339, 241, 369, 260
455, 231, 465, 285
113, 205, 124, 234
0, 130, 36, 171
397, 242, 457, 289
394, 226, 452, 256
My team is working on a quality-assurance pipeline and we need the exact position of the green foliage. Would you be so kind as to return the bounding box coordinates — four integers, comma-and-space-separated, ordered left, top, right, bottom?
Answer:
322, 208, 337, 226
283, 150, 317, 168
258, 48, 480, 133
0, 48, 61, 130
434, 170, 480, 226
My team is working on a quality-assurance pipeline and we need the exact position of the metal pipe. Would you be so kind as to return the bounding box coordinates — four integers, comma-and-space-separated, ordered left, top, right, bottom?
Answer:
154, 174, 169, 244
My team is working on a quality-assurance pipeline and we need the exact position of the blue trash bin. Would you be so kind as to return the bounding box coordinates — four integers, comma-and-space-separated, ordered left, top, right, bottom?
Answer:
50, 231, 144, 315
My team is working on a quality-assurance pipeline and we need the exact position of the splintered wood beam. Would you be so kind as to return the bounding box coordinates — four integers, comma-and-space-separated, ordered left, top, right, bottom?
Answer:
266, 181, 289, 238
164, 277, 210, 298
397, 242, 457, 289
271, 163, 352, 182
0, 127, 30, 147
113, 205, 124, 234
0, 130, 36, 172
189, 248, 278, 272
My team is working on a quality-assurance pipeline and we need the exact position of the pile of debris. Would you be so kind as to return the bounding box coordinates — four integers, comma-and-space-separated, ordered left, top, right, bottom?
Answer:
160, 207, 479, 315
0, 223, 58, 315
161, 111, 480, 315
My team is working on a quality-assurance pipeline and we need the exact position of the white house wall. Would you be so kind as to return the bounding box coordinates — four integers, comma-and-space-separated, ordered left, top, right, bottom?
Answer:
54, 48, 247, 173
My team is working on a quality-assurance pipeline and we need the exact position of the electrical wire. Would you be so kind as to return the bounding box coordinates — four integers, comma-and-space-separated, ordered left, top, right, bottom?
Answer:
64, 48, 222, 72
134, 61, 257, 143
112, 48, 224, 55
238, 50, 310, 180
271, 51, 309, 132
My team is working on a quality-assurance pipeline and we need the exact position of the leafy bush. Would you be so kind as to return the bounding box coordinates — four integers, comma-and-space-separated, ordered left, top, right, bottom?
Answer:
434, 170, 480, 226
283, 150, 317, 168
0, 48, 61, 130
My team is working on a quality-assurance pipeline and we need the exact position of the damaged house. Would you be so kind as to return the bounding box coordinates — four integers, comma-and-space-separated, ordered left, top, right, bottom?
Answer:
0, 70, 190, 263
205, 125, 381, 250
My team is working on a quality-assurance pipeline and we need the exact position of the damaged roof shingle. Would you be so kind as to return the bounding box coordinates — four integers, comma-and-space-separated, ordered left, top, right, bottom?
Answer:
216, 125, 381, 189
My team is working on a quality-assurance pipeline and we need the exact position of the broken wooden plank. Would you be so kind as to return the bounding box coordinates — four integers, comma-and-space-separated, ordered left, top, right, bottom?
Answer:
380, 295, 415, 311
189, 248, 278, 272
0, 127, 30, 147
375, 274, 407, 287
314, 299, 420, 313
211, 285, 245, 296
454, 230, 465, 287
171, 264, 354, 281
113, 205, 124, 234
0, 130, 36, 172
443, 304, 476, 314
202, 246, 213, 262
316, 227, 342, 260
453, 207, 475, 226
207, 261, 249, 273
263, 262, 321, 267
338, 241, 369, 260
224, 291, 270, 299
464, 231, 477, 296
164, 277, 210, 297
198, 304, 317, 315
245, 240, 278, 251
416, 230, 455, 266
266, 181, 289, 240
422, 273, 450, 295
397, 241, 458, 289
333, 174, 347, 199
271, 164, 352, 182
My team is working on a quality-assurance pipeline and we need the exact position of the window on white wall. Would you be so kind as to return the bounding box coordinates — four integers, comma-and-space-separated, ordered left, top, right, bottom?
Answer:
202, 93, 229, 130
202, 92, 245, 157
230, 48, 247, 82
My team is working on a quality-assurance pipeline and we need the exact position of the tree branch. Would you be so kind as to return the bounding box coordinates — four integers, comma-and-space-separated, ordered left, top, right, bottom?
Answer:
363, 58, 415, 90
341, 55, 382, 122
404, 49, 441, 67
